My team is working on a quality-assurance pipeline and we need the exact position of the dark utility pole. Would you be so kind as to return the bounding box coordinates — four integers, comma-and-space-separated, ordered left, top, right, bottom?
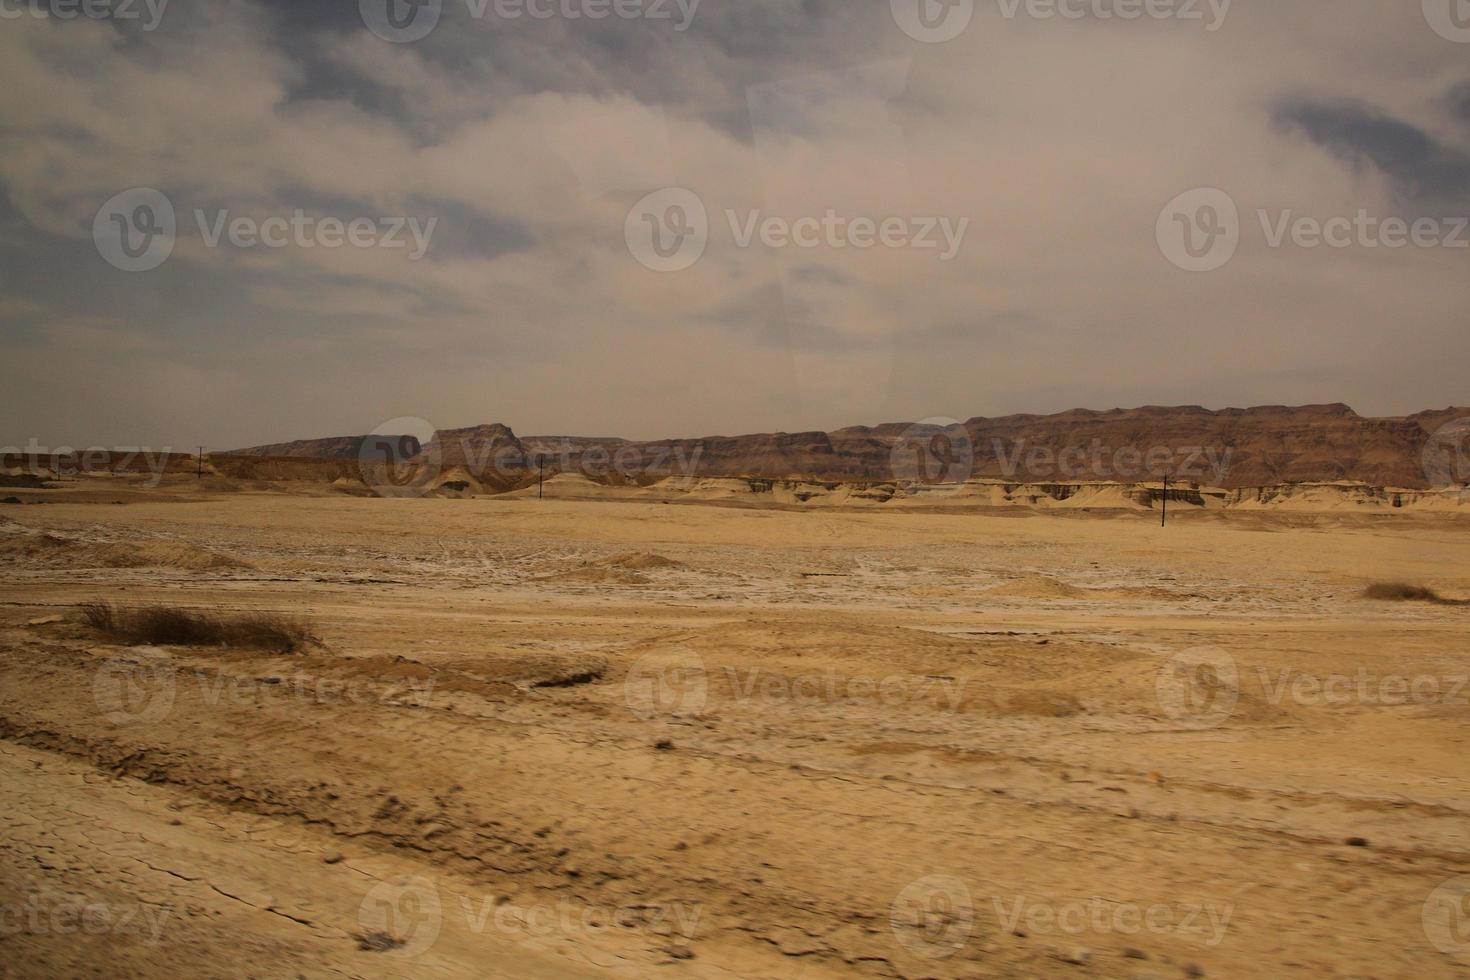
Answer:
538, 454, 545, 499
1161, 470, 1169, 527
197, 447, 205, 480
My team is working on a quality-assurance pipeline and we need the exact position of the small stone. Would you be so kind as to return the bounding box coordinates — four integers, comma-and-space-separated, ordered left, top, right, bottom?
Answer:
667, 944, 695, 960
1123, 947, 1148, 960
654, 739, 675, 751
1055, 947, 1091, 966
1184, 965, 1205, 978
323, 852, 344, 864
1345, 837, 1369, 848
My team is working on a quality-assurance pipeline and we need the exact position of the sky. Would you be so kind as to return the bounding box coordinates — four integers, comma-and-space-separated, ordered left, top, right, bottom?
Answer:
1, 0, 1468, 450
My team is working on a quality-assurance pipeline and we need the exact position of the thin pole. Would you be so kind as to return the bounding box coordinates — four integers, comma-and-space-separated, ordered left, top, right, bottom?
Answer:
197, 447, 205, 479
1161, 470, 1169, 528
538, 454, 544, 499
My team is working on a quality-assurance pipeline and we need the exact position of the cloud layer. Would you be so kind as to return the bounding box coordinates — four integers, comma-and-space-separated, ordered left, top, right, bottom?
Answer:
1, 0, 1467, 448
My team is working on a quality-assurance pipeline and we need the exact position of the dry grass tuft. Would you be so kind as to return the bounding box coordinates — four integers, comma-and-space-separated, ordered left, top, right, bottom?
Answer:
81, 602, 315, 653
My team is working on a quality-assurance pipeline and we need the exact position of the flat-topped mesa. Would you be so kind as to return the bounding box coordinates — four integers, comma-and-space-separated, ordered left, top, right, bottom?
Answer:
227, 405, 1470, 490
423, 424, 528, 469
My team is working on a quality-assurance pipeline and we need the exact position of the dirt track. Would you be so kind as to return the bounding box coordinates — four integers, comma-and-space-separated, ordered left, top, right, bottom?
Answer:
2, 488, 1469, 977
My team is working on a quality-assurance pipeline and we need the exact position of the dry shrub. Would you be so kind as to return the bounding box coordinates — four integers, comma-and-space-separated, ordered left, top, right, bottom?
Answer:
1362, 583, 1464, 605
81, 602, 315, 653
80, 601, 117, 633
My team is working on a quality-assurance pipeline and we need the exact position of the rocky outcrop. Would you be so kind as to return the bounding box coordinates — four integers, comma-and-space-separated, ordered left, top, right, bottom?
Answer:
230, 404, 1470, 490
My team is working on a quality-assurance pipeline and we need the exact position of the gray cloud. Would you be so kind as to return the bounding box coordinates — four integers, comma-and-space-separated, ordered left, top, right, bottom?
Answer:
1275, 97, 1470, 208
0, 2, 1467, 450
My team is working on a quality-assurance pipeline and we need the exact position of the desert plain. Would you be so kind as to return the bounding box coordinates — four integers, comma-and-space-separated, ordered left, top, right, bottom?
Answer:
1, 477, 1468, 978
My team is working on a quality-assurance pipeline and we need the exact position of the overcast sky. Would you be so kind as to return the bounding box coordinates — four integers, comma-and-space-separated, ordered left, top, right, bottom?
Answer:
2, 0, 1467, 449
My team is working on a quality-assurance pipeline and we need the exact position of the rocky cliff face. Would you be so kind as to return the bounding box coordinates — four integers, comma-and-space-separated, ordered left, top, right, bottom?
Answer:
230, 405, 1470, 489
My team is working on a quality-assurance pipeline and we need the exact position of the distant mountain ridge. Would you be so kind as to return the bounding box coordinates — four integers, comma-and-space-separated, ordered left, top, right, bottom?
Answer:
229, 404, 1470, 489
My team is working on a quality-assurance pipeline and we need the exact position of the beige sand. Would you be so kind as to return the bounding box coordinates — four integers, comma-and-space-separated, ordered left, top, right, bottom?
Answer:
1, 485, 1468, 977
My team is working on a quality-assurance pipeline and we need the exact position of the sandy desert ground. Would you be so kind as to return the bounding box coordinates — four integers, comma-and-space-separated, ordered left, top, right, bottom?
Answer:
2, 478, 1469, 978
